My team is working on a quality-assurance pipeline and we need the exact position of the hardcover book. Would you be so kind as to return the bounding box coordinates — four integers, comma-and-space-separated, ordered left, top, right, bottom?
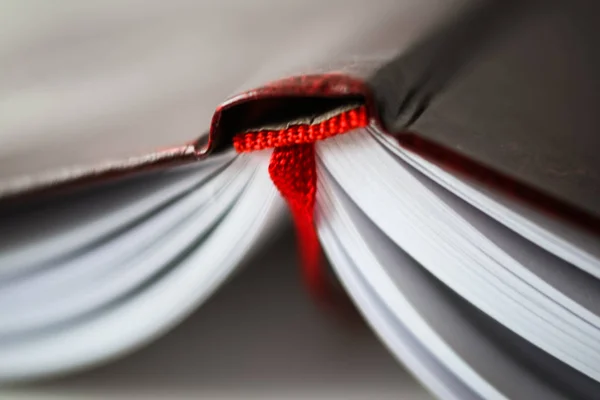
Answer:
1, 1, 599, 399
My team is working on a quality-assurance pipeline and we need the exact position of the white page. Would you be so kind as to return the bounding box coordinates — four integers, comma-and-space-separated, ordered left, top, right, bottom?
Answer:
319, 169, 598, 398
0, 152, 286, 382
318, 130, 600, 381
373, 129, 600, 278
0, 158, 257, 336
318, 178, 485, 400
401, 157, 600, 318
0, 151, 236, 278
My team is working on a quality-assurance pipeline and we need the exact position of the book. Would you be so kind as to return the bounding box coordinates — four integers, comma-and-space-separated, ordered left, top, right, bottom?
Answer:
1, 1, 599, 399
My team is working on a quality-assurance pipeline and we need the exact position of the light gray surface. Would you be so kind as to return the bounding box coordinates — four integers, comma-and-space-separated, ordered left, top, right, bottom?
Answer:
0, 0, 459, 183
2, 225, 433, 399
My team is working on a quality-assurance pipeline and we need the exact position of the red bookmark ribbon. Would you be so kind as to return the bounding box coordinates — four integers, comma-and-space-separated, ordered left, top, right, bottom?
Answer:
234, 105, 368, 298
